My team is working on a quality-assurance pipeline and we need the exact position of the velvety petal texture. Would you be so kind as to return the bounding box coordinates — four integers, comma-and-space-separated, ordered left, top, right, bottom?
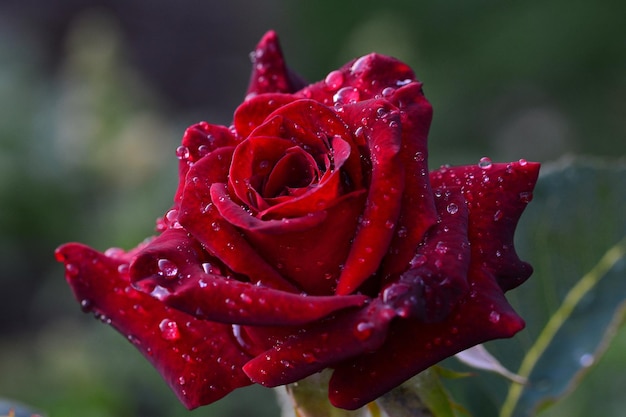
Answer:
57, 31, 540, 411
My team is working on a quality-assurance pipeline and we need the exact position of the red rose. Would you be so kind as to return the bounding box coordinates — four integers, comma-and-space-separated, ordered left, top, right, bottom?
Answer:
56, 31, 540, 410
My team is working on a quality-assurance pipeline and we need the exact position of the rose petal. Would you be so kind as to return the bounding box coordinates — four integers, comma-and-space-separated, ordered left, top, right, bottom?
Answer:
335, 100, 405, 295
55, 243, 252, 409
243, 301, 395, 387
174, 123, 239, 204
246, 31, 307, 97
235, 190, 367, 295
296, 53, 416, 106
430, 160, 541, 291
381, 82, 438, 277
382, 189, 470, 322
179, 151, 297, 292
329, 268, 524, 410
234, 93, 297, 138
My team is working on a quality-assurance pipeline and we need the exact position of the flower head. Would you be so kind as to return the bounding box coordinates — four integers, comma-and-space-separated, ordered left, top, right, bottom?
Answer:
56, 31, 539, 410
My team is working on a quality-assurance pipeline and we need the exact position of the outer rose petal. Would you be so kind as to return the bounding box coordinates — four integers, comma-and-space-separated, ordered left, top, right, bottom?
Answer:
329, 268, 524, 410
174, 123, 239, 204
55, 243, 252, 409
381, 83, 438, 278
382, 189, 471, 322
246, 31, 308, 97
335, 100, 405, 295
243, 301, 395, 387
430, 160, 541, 291
295, 52, 416, 106
130, 229, 368, 325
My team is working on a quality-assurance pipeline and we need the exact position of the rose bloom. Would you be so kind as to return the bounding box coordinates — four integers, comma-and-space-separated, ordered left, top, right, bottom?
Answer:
56, 31, 539, 410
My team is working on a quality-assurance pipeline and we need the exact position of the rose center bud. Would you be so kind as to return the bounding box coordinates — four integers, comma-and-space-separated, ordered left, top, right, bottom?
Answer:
262, 147, 319, 198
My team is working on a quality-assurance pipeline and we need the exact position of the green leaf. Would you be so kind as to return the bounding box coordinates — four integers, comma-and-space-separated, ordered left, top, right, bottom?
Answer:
377, 368, 462, 417
499, 158, 626, 417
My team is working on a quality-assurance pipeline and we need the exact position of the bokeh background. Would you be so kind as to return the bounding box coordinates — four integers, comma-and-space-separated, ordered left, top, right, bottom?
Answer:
0, 1, 624, 416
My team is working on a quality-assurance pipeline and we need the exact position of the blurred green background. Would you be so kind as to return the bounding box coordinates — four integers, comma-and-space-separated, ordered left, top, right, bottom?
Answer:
0, 1, 624, 416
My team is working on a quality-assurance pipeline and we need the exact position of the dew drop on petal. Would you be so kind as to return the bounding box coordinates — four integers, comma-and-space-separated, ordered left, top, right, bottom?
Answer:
159, 318, 181, 341
518, 158, 528, 166
446, 203, 459, 215
488, 311, 501, 323
324, 70, 344, 90
176, 145, 190, 160
150, 285, 171, 301
80, 299, 93, 312
519, 191, 533, 203
65, 263, 79, 277
493, 209, 503, 221
382, 87, 395, 97
478, 156, 493, 169
157, 258, 178, 278
333, 87, 360, 105
354, 321, 374, 340
409, 253, 427, 268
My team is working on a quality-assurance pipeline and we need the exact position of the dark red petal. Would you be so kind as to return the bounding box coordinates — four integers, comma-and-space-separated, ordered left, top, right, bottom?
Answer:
382, 189, 470, 322
234, 93, 297, 138
211, 183, 327, 233
238, 190, 367, 295
328, 267, 524, 410
430, 160, 540, 291
381, 83, 438, 277
243, 301, 394, 387
250, 99, 364, 189
295, 53, 416, 106
178, 153, 297, 292
55, 243, 252, 409
246, 31, 307, 97
174, 123, 239, 204
228, 135, 298, 210
335, 100, 405, 295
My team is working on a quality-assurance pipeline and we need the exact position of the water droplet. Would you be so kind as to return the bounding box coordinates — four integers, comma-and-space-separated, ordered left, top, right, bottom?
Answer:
397, 226, 408, 238
376, 107, 390, 118
178, 376, 186, 385
324, 70, 344, 90
239, 293, 253, 304
211, 221, 221, 231
333, 87, 360, 105
579, 353, 594, 367
350, 56, 369, 75
117, 263, 129, 275
493, 209, 503, 221
396, 78, 412, 86
518, 158, 528, 166
381, 87, 395, 97
413, 151, 425, 162
354, 321, 374, 340
176, 145, 190, 160
384, 220, 395, 229
488, 310, 501, 323
478, 157, 493, 169
159, 318, 181, 341
150, 285, 171, 301
157, 258, 178, 278
435, 241, 448, 254
65, 263, 79, 277
80, 299, 93, 312
446, 203, 459, 215
519, 192, 533, 203
409, 253, 427, 268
